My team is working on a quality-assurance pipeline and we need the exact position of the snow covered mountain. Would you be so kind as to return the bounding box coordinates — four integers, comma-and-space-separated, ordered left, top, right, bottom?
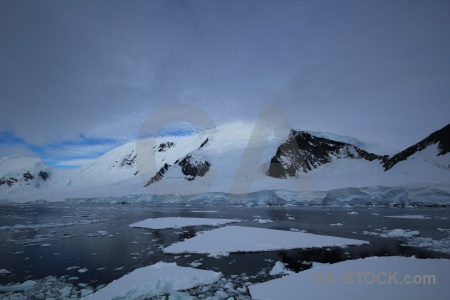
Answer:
0, 122, 449, 202
382, 123, 450, 171
266, 130, 385, 178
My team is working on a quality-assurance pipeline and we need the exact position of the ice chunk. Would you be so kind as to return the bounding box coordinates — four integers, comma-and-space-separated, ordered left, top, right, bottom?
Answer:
382, 229, 420, 238
164, 226, 368, 254
130, 217, 241, 229
269, 261, 294, 276
82, 262, 221, 300
0, 280, 37, 292
254, 219, 274, 224
249, 257, 450, 300
383, 215, 430, 219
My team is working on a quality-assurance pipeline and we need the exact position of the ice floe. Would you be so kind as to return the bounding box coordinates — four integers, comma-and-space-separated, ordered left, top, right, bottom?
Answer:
81, 262, 221, 300
384, 215, 431, 219
269, 261, 294, 276
249, 256, 450, 300
382, 229, 420, 238
129, 217, 241, 229
164, 226, 368, 254
254, 218, 274, 224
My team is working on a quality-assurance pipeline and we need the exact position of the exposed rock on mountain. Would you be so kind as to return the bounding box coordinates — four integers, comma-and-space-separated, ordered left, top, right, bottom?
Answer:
267, 130, 385, 178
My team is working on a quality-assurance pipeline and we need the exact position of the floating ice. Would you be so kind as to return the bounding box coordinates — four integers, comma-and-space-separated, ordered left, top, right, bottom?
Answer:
81, 262, 221, 300
254, 219, 274, 224
0, 280, 37, 292
249, 256, 450, 300
383, 215, 430, 219
164, 226, 368, 254
129, 217, 241, 229
269, 261, 294, 276
382, 229, 420, 238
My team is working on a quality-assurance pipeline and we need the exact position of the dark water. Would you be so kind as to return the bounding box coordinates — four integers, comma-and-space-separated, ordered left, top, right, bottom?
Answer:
0, 204, 449, 289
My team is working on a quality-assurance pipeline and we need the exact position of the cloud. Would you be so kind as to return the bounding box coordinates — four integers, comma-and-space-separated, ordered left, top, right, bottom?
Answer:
45, 158, 95, 169
0, 0, 449, 158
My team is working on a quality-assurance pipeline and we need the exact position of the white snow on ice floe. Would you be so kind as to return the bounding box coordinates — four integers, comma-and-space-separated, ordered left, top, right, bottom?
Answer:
249, 256, 450, 300
129, 217, 241, 229
383, 215, 431, 219
81, 262, 221, 300
382, 229, 420, 238
0, 280, 37, 292
269, 261, 294, 276
164, 226, 368, 254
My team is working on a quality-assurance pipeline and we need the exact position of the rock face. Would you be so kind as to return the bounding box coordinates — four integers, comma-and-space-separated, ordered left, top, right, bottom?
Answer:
156, 142, 175, 152
382, 123, 450, 171
145, 163, 170, 186
0, 170, 51, 188
267, 130, 384, 178
178, 155, 210, 181
120, 150, 137, 167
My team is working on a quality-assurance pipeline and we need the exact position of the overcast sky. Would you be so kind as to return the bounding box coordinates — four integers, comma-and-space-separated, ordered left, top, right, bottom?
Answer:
1, 0, 449, 167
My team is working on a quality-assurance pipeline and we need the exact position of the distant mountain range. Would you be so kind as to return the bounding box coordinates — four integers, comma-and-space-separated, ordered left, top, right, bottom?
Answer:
1, 123, 449, 202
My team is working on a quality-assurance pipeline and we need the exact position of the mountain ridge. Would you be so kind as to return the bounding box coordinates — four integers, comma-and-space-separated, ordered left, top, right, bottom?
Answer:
1, 123, 449, 201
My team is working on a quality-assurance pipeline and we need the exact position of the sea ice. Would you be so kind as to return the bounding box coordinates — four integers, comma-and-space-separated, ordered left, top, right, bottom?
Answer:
381, 229, 420, 238
383, 215, 430, 219
269, 261, 294, 276
129, 217, 241, 229
164, 226, 368, 254
249, 256, 450, 300
81, 262, 221, 300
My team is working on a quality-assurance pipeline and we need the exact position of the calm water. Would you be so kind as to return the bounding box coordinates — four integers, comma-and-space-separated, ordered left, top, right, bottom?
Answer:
1, 204, 449, 290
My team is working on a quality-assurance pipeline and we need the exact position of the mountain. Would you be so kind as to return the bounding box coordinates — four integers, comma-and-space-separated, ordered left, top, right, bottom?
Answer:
266, 130, 386, 178
382, 123, 450, 171
0, 122, 449, 202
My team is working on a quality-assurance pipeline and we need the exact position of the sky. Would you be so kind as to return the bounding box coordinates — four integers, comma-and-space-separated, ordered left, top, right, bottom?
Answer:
1, 0, 449, 168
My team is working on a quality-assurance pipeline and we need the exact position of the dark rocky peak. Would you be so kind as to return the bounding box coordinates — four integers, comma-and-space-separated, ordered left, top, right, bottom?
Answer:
38, 171, 50, 181
23, 171, 34, 181
145, 163, 170, 186
178, 154, 210, 181
155, 142, 175, 153
198, 138, 209, 149
121, 150, 137, 167
383, 123, 450, 171
267, 130, 384, 178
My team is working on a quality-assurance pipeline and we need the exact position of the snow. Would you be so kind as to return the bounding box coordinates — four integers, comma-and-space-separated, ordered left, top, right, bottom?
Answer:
129, 217, 241, 229
0, 280, 37, 292
269, 261, 294, 276
249, 256, 450, 300
0, 269, 11, 275
384, 215, 430, 219
305, 131, 399, 155
1, 122, 449, 205
164, 226, 368, 254
81, 262, 222, 300
254, 218, 274, 223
